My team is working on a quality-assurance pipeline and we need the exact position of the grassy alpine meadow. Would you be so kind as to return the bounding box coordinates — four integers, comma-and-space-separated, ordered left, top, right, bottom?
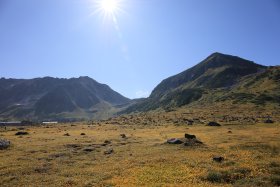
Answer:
0, 110, 280, 187
1, 0, 279, 186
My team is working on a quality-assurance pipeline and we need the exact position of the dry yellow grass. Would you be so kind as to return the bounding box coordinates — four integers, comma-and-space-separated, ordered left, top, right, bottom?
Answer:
0, 115, 280, 186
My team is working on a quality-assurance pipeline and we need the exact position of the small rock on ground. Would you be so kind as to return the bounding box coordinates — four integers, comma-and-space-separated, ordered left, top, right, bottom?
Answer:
185, 134, 196, 139
104, 140, 111, 144
207, 122, 221, 126
83, 148, 94, 152
104, 148, 114, 155
184, 138, 203, 146
167, 138, 183, 144
264, 119, 274, 123
15, 131, 29, 136
213, 156, 224, 162
0, 139, 10, 150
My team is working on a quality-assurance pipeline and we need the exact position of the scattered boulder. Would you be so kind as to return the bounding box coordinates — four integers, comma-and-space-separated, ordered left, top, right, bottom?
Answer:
120, 134, 126, 138
185, 134, 196, 139
228, 131, 232, 133
83, 148, 94, 152
15, 131, 29, 136
80, 133, 86, 136
185, 119, 194, 125
264, 119, 274, 123
184, 138, 203, 146
64, 133, 70, 136
213, 156, 224, 162
167, 134, 203, 146
207, 122, 221, 126
0, 139, 10, 150
104, 140, 111, 144
167, 138, 184, 144
104, 148, 114, 155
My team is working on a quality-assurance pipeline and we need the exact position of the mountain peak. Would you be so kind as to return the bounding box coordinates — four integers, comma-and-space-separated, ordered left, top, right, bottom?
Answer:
76, 76, 97, 83
78, 76, 91, 80
124, 53, 276, 113
150, 53, 266, 98
206, 52, 238, 61
201, 52, 259, 68
208, 52, 225, 57
0, 77, 131, 121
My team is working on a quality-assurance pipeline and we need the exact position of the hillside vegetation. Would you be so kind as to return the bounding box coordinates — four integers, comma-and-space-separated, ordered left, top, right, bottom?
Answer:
124, 53, 279, 113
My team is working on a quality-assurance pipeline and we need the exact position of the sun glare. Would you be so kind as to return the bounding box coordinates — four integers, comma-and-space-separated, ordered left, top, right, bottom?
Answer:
101, 0, 117, 13
95, 0, 122, 17
90, 0, 125, 21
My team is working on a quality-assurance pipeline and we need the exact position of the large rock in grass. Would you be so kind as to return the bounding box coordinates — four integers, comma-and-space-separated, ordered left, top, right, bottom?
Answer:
264, 119, 274, 123
0, 139, 10, 150
185, 134, 196, 139
167, 138, 184, 144
207, 122, 221, 126
184, 138, 203, 146
167, 134, 203, 146
15, 131, 29, 136
213, 156, 224, 162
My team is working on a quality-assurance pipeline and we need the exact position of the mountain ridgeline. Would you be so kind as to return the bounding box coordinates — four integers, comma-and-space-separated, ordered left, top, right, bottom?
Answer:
150, 53, 265, 98
0, 53, 279, 121
0, 76, 130, 121
124, 53, 279, 113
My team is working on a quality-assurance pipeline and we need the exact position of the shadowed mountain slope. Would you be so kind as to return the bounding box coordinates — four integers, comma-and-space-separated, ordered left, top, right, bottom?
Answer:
123, 53, 279, 113
0, 76, 130, 121
151, 52, 266, 98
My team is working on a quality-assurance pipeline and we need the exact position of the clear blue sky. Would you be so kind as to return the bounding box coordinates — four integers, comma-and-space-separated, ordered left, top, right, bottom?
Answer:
0, 0, 279, 99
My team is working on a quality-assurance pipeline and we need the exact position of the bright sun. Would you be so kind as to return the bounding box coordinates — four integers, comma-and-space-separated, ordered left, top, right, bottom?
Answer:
91, 0, 124, 19
101, 0, 118, 13
96, 0, 122, 16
